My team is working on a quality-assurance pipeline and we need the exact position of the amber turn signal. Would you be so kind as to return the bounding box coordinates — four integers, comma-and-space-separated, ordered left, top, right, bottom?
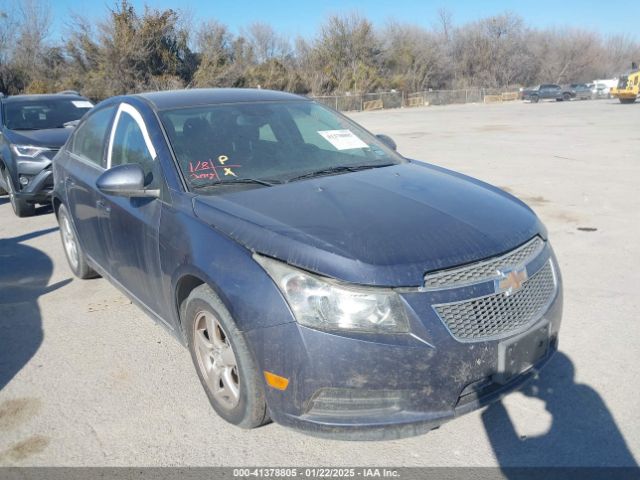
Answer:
264, 371, 289, 390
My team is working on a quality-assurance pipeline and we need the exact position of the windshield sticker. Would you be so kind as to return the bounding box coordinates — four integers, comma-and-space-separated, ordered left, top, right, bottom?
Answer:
188, 156, 240, 181
71, 100, 94, 109
317, 130, 369, 150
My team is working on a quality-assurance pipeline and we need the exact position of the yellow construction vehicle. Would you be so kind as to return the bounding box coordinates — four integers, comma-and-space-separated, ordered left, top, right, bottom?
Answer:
611, 66, 640, 104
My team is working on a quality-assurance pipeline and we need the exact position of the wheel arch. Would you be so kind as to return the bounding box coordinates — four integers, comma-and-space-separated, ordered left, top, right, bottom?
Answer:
52, 194, 63, 218
173, 269, 238, 341
175, 273, 206, 333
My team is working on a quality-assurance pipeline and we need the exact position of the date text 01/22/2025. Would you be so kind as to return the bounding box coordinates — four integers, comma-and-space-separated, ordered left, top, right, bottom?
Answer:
232, 468, 400, 478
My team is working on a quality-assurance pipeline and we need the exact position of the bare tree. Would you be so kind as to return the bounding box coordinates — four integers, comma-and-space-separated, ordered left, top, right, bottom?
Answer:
308, 13, 381, 94
531, 28, 602, 84
452, 12, 534, 88
379, 21, 447, 91
192, 20, 233, 87
435, 7, 453, 43
244, 22, 290, 63
599, 34, 640, 77
14, 0, 52, 72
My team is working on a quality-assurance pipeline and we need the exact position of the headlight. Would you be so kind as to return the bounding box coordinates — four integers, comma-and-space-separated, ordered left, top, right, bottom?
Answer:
11, 144, 51, 158
255, 255, 409, 334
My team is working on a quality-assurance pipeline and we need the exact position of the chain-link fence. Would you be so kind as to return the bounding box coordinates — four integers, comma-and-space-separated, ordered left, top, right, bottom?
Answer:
312, 88, 522, 112
313, 91, 405, 111
406, 88, 485, 107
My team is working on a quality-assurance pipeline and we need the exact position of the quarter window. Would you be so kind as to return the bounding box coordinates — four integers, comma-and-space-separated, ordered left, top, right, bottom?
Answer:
70, 106, 116, 166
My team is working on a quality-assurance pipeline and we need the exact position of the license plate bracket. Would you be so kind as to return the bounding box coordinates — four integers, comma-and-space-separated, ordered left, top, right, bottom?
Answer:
494, 321, 550, 385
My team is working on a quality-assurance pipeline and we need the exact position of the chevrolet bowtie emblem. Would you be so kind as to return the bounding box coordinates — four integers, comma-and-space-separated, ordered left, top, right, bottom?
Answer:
495, 267, 528, 296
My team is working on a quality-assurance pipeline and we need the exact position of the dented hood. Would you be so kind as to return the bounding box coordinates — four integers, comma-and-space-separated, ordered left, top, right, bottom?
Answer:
193, 161, 545, 287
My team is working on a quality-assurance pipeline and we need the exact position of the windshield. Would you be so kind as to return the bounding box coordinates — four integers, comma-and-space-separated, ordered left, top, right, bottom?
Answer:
3, 98, 93, 130
159, 100, 404, 191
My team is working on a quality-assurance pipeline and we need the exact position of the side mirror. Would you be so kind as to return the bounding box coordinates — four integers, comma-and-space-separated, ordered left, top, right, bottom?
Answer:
96, 164, 159, 198
376, 134, 397, 151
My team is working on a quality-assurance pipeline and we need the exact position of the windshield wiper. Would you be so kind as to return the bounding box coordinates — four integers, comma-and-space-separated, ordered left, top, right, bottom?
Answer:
287, 163, 395, 183
193, 178, 279, 189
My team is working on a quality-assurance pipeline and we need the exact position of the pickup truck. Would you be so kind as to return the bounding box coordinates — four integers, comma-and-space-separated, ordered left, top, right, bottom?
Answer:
522, 84, 571, 103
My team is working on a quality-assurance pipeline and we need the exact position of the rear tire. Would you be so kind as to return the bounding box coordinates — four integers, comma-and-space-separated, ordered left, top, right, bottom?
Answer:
4, 170, 35, 217
57, 203, 98, 279
563, 93, 571, 101
0, 167, 6, 195
530, 95, 539, 103
619, 98, 636, 104
184, 284, 270, 429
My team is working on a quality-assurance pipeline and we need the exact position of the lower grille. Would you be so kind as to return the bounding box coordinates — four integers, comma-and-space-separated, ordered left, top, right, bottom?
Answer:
434, 261, 556, 341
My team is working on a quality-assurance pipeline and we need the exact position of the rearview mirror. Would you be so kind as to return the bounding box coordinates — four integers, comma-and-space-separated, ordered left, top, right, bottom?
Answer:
376, 134, 397, 151
96, 164, 159, 198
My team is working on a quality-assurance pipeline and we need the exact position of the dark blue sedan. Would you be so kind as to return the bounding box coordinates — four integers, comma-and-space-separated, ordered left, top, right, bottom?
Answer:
52, 89, 562, 440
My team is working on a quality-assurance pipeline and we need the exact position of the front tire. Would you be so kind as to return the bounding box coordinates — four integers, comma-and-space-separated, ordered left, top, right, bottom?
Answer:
530, 95, 539, 103
619, 98, 636, 104
0, 167, 8, 195
184, 285, 269, 429
563, 93, 571, 101
57, 203, 98, 279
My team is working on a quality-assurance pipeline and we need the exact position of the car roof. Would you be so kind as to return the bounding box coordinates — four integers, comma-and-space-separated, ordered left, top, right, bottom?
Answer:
135, 88, 309, 110
1, 93, 88, 104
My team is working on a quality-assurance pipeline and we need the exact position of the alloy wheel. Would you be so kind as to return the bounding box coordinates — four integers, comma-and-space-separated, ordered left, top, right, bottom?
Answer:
61, 213, 79, 270
193, 310, 240, 410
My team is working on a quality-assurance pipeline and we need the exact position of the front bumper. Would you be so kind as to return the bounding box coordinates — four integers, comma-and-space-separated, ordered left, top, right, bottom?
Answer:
14, 159, 54, 203
246, 254, 563, 440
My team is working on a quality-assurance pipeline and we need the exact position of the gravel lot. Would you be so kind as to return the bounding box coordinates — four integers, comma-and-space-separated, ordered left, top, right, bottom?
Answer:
0, 98, 638, 467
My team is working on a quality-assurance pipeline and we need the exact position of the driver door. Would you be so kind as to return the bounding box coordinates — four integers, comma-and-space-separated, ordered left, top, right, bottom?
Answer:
101, 103, 165, 314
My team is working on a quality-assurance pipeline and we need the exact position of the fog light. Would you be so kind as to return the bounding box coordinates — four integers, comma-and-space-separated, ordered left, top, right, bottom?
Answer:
307, 388, 409, 417
19, 175, 29, 186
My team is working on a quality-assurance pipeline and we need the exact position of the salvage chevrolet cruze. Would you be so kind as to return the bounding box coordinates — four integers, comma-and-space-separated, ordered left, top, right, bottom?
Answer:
52, 89, 562, 440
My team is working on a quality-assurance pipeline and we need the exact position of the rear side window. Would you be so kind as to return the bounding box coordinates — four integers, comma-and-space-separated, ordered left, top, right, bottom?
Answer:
70, 106, 116, 166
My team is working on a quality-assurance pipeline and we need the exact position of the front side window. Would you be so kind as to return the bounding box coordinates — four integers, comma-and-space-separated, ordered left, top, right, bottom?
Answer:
70, 105, 116, 166
159, 101, 404, 192
4, 98, 93, 131
110, 111, 155, 174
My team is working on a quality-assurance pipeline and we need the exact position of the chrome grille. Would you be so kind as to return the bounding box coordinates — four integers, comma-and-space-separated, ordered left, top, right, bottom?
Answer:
433, 261, 556, 341
424, 237, 544, 289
